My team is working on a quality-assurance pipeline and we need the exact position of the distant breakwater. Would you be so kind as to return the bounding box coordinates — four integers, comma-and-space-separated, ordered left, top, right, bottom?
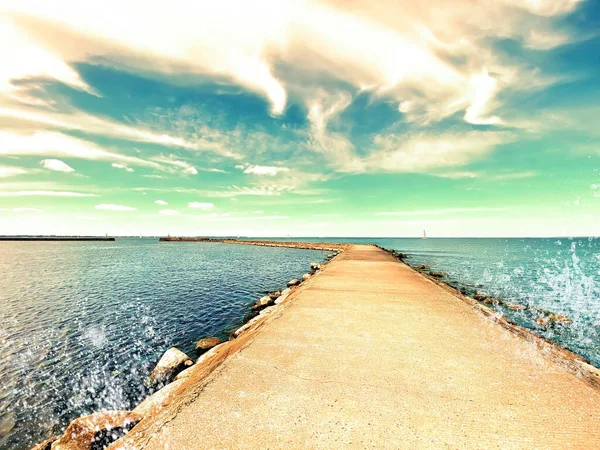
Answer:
30, 241, 343, 450
0, 237, 115, 241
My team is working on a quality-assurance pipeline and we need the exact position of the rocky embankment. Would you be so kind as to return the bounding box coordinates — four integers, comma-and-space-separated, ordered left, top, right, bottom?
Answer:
31, 245, 342, 450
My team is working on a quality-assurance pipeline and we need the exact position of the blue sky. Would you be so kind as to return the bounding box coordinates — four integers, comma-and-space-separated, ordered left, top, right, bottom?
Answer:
0, 0, 598, 236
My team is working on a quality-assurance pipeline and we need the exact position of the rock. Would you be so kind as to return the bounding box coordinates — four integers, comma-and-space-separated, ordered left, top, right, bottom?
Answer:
549, 314, 572, 324
233, 315, 262, 337
301, 273, 311, 282
310, 262, 321, 271
287, 279, 300, 287
145, 348, 192, 388
536, 317, 550, 327
269, 291, 281, 300
429, 271, 447, 278
31, 435, 59, 450
507, 304, 525, 311
195, 337, 222, 355
51, 411, 140, 450
252, 295, 275, 311
473, 293, 488, 301
274, 288, 291, 305
133, 379, 186, 417
417, 265, 430, 270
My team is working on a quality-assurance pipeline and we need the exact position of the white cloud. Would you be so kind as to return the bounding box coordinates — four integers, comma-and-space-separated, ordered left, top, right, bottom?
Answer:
1, 0, 580, 126
95, 204, 137, 211
41, 159, 75, 172
159, 209, 180, 215
155, 200, 168, 205
0, 165, 28, 178
0, 190, 96, 197
188, 202, 214, 209
236, 163, 290, 176
112, 163, 134, 172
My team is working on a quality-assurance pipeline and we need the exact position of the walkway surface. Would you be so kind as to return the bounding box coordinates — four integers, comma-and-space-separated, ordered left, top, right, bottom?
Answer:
124, 245, 600, 449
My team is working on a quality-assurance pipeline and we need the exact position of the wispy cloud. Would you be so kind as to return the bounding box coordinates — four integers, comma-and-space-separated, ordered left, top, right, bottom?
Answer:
112, 163, 134, 173
41, 159, 75, 173
155, 200, 168, 205
236, 163, 290, 176
95, 204, 137, 211
376, 207, 508, 216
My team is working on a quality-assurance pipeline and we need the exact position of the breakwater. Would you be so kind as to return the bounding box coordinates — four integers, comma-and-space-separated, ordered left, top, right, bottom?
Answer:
0, 237, 115, 241
31, 242, 600, 449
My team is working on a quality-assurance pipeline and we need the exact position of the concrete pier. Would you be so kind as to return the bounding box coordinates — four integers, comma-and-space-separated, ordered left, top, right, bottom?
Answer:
116, 244, 600, 449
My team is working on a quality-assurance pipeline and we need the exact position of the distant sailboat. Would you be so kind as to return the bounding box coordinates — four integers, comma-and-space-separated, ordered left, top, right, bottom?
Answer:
422, 230, 427, 240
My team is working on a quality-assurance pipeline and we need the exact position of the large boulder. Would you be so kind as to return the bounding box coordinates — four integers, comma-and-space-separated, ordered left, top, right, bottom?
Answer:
251, 295, 274, 311
429, 271, 447, 278
145, 348, 192, 388
274, 288, 291, 305
507, 304, 525, 311
549, 314, 572, 324
51, 411, 140, 450
132, 379, 186, 417
473, 293, 488, 301
194, 337, 222, 355
310, 262, 321, 272
287, 279, 300, 287
301, 273, 311, 282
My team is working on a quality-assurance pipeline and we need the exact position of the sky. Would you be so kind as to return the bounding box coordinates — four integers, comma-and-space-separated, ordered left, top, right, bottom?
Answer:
0, 0, 599, 237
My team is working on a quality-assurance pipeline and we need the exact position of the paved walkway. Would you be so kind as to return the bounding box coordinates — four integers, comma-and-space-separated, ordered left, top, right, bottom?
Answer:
122, 245, 600, 449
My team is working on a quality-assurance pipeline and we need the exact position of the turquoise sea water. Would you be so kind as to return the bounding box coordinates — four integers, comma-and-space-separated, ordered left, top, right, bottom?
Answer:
1, 237, 599, 449
0, 239, 330, 450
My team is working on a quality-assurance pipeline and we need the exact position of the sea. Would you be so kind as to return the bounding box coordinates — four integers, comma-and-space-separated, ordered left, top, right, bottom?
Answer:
1, 237, 599, 449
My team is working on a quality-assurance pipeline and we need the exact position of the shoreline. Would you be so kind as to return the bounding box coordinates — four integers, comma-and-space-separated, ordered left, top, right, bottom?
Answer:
31, 241, 600, 449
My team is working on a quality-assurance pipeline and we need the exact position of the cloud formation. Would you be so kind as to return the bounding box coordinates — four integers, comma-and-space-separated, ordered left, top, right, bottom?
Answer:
41, 159, 75, 173
2, 0, 578, 123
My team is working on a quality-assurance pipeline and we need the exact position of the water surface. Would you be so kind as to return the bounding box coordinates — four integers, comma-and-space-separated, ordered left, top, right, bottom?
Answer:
0, 239, 329, 449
